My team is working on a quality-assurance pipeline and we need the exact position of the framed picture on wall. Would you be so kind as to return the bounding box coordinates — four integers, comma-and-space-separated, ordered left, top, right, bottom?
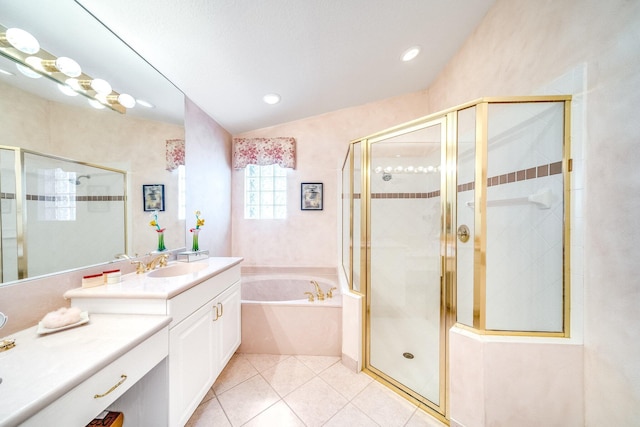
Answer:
143, 184, 165, 211
301, 182, 323, 210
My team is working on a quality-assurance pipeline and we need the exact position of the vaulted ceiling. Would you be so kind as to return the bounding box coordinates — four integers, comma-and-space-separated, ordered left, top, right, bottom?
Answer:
76, 0, 495, 134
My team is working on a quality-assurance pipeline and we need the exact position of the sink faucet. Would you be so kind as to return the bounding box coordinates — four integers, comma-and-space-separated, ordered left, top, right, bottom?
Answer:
146, 253, 169, 271
310, 280, 325, 301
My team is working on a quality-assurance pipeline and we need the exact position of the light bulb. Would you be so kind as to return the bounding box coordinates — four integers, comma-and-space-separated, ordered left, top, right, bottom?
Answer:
88, 99, 105, 109
15, 63, 41, 79
90, 78, 112, 95
117, 93, 135, 108
54, 57, 81, 77
4, 28, 40, 54
65, 78, 83, 91
57, 83, 78, 96
374, 166, 383, 174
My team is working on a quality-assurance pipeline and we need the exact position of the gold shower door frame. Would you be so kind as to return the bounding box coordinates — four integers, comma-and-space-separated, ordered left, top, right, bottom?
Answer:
346, 96, 572, 424
359, 115, 453, 422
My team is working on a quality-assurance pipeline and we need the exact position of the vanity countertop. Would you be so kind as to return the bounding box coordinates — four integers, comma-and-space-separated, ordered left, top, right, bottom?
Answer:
0, 313, 171, 427
64, 257, 243, 300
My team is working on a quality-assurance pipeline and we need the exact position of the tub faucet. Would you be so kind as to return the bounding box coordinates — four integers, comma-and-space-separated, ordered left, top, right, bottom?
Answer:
311, 280, 325, 301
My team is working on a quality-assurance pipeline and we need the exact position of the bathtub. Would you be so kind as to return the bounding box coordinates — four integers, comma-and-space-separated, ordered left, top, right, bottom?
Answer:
238, 271, 342, 356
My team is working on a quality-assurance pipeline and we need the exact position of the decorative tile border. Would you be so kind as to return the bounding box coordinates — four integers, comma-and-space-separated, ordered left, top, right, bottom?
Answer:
1, 193, 124, 202
347, 161, 563, 199
459, 161, 562, 192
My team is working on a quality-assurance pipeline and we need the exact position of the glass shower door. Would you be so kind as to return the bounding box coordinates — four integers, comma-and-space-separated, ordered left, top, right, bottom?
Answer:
367, 118, 445, 411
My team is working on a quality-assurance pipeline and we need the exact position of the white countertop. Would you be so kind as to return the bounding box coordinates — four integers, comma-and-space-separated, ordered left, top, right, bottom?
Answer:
0, 313, 171, 427
64, 257, 243, 300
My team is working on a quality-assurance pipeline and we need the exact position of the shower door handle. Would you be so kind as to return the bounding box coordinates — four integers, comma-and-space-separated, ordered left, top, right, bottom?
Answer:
457, 224, 470, 243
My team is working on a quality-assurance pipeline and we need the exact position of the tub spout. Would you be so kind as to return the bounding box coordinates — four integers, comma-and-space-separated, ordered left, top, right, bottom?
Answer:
310, 280, 325, 301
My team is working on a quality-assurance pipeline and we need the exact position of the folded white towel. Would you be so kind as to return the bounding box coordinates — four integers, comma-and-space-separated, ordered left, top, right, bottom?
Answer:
41, 307, 82, 329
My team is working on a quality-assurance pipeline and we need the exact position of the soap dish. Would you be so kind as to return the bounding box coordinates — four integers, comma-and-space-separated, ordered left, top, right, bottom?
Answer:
37, 311, 90, 335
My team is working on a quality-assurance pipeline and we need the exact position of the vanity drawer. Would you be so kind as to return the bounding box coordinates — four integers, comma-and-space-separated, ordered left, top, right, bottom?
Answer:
22, 327, 168, 427
168, 265, 240, 327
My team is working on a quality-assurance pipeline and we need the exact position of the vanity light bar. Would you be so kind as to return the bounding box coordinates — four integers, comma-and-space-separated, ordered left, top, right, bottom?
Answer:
0, 23, 134, 114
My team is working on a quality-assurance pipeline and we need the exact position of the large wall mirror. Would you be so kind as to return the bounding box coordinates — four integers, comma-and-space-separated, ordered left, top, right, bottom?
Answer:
0, 0, 185, 285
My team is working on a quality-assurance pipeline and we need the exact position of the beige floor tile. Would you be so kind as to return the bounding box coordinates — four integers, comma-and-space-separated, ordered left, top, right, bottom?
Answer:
201, 387, 216, 404
216, 374, 280, 426
323, 403, 380, 426
284, 377, 348, 427
405, 408, 449, 427
351, 381, 417, 427
242, 353, 292, 373
295, 354, 341, 374
242, 401, 305, 427
319, 361, 373, 400
260, 356, 316, 397
213, 354, 259, 395
185, 397, 231, 427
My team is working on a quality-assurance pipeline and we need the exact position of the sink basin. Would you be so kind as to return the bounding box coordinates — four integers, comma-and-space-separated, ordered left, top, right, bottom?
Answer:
146, 262, 208, 278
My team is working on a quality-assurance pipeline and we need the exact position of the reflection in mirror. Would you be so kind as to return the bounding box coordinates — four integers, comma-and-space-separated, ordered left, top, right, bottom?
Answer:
1, 147, 126, 282
0, 1, 185, 286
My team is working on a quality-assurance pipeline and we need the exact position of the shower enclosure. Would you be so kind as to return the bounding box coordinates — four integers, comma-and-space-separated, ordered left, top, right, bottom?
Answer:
341, 96, 571, 421
0, 146, 126, 282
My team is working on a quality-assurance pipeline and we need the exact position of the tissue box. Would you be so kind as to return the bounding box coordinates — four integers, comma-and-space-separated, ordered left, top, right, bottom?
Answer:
86, 411, 123, 427
177, 250, 209, 262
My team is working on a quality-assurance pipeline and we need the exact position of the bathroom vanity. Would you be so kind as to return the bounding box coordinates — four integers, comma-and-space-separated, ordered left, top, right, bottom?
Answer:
64, 256, 243, 427
0, 314, 171, 427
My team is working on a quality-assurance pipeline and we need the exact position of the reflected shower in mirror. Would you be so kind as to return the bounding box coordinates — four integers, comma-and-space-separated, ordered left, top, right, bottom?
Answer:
0, 147, 126, 282
0, 0, 185, 286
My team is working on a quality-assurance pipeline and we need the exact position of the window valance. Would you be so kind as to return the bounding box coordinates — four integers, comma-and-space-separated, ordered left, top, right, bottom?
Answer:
166, 138, 185, 171
233, 137, 296, 169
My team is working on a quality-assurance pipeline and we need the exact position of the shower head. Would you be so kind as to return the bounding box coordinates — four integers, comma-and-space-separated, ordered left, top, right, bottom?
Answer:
71, 174, 91, 185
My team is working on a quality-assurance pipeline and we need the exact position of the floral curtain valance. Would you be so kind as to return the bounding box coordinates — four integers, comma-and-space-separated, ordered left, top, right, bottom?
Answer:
166, 139, 185, 171
233, 137, 296, 169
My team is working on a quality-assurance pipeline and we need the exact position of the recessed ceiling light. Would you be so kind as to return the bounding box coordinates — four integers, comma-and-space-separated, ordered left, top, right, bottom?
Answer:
401, 46, 421, 62
263, 93, 281, 105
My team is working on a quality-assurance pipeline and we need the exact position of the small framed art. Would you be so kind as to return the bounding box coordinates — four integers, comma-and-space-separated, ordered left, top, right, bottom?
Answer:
143, 184, 165, 211
301, 182, 323, 210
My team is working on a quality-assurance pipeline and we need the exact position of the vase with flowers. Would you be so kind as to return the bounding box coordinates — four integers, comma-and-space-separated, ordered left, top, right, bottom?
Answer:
149, 210, 166, 252
189, 210, 205, 252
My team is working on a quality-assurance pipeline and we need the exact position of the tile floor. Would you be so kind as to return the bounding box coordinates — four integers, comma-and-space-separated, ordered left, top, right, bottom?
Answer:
186, 353, 447, 427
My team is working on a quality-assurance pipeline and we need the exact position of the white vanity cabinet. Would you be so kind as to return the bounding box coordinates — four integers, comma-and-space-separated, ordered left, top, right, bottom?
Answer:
168, 279, 241, 426
215, 281, 241, 376
65, 257, 243, 427
0, 315, 171, 427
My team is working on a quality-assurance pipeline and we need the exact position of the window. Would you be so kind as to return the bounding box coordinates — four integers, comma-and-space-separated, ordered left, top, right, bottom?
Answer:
40, 168, 76, 221
244, 164, 287, 219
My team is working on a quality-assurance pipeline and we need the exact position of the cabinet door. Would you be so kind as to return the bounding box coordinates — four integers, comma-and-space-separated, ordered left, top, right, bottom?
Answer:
169, 302, 215, 427
213, 280, 241, 377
